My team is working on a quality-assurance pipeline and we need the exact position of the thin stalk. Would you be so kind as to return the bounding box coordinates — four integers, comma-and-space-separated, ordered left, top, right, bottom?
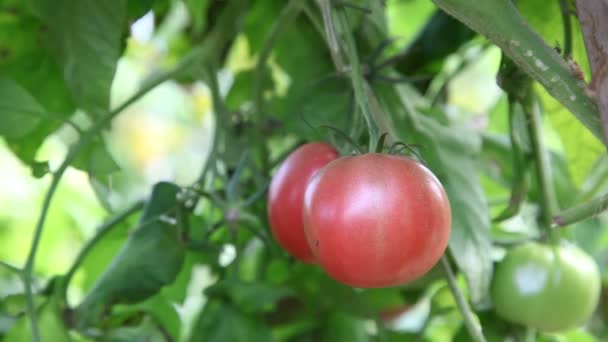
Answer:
62, 201, 144, 300
552, 192, 608, 227
440, 256, 486, 342
197, 63, 225, 188
21, 46, 207, 342
523, 93, 559, 231
558, 0, 573, 57
0, 260, 21, 275
332, 6, 379, 151
318, 0, 345, 70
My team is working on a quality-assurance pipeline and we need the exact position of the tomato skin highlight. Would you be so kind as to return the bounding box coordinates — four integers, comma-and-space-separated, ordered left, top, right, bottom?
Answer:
303, 153, 451, 287
491, 241, 601, 332
267, 142, 339, 262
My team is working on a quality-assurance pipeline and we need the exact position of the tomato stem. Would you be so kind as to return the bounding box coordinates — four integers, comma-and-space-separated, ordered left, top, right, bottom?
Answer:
523, 87, 559, 234
0, 260, 21, 275
498, 55, 558, 236
552, 192, 608, 227
440, 256, 487, 342
318, 0, 380, 152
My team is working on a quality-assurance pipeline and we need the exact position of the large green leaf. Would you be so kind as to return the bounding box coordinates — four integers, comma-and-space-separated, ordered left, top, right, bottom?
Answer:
378, 84, 493, 303
74, 182, 186, 329
414, 115, 493, 304
0, 77, 46, 139
190, 300, 273, 342
0, 0, 75, 165
28, 0, 127, 116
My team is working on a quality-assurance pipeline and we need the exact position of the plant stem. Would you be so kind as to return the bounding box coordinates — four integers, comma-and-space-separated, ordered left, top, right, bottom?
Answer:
552, 192, 608, 227
523, 92, 559, 231
558, 0, 572, 57
62, 200, 144, 300
440, 256, 486, 342
0, 260, 21, 275
21, 46, 207, 342
329, 3, 379, 151
318, 0, 345, 71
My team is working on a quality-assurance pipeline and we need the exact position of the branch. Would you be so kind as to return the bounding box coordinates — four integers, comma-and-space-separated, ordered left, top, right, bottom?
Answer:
319, 0, 380, 150
552, 192, 608, 227
440, 256, 486, 342
21, 45, 211, 342
576, 0, 608, 144
0, 260, 21, 275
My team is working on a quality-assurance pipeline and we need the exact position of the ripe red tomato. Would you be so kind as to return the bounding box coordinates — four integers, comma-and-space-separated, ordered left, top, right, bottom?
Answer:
267, 142, 339, 262
303, 153, 451, 287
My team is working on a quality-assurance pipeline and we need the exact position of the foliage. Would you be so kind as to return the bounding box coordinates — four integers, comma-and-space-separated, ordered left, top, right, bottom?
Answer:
0, 0, 607, 341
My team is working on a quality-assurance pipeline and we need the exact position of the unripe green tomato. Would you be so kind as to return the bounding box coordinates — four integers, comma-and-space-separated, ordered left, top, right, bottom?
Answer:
491, 241, 601, 332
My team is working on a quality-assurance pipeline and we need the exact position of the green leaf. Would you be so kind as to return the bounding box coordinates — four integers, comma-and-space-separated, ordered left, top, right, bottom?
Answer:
415, 115, 493, 304
322, 311, 370, 342
0, 77, 46, 139
0, 294, 45, 317
75, 182, 186, 329
100, 317, 166, 342
72, 139, 120, 178
77, 216, 135, 294
394, 10, 475, 76
28, 0, 127, 116
205, 279, 293, 314
243, 0, 282, 54
278, 77, 353, 141
127, 0, 155, 21
225, 68, 274, 111
0, 1, 75, 165
360, 288, 405, 312
190, 300, 273, 342
272, 13, 340, 139
379, 84, 493, 303
4, 296, 70, 342
185, 0, 210, 34
112, 294, 181, 341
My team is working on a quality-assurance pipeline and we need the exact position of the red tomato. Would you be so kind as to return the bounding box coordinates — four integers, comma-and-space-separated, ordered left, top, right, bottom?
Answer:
268, 143, 339, 262
303, 154, 451, 287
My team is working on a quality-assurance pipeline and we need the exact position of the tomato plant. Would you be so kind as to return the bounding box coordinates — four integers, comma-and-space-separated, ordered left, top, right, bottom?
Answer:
303, 153, 451, 288
268, 142, 339, 262
2, 0, 608, 341
491, 241, 601, 332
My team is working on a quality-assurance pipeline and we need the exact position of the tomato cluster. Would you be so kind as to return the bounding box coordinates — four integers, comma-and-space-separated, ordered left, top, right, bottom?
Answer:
268, 142, 452, 288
